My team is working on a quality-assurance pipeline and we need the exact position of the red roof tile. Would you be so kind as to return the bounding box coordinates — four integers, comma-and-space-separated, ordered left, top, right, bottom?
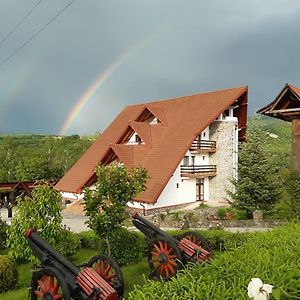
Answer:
56, 86, 248, 203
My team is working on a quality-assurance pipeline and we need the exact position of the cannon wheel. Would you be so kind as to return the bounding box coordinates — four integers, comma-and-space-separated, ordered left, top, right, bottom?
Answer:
177, 231, 212, 252
86, 254, 124, 298
31, 267, 70, 300
148, 237, 183, 280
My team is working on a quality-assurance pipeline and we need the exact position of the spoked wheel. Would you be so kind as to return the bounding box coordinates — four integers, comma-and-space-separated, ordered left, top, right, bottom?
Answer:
86, 254, 124, 298
148, 237, 183, 280
177, 231, 212, 252
31, 267, 70, 300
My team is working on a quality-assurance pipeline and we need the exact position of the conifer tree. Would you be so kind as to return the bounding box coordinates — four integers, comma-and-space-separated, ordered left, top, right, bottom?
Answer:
229, 119, 281, 216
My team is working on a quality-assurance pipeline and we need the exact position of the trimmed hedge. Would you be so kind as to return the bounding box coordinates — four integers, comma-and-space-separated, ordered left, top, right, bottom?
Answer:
168, 229, 250, 252
76, 228, 146, 266
0, 255, 18, 293
77, 231, 101, 250
128, 223, 300, 299
100, 228, 146, 265
56, 230, 81, 258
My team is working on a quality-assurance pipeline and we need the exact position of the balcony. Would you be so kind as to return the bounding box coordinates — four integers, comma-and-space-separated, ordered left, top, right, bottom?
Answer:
180, 165, 217, 178
190, 139, 216, 153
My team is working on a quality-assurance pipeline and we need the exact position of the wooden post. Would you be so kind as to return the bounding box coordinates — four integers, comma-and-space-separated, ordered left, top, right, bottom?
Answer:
292, 119, 300, 171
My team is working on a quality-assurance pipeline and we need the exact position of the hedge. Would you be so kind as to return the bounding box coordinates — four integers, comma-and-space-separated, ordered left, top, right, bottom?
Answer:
128, 223, 300, 299
0, 255, 18, 293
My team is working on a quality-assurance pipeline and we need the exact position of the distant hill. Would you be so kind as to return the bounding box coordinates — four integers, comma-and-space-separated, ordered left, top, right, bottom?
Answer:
254, 115, 292, 155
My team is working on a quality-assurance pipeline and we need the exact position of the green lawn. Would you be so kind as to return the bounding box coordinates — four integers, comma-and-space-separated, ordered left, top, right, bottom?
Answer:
0, 249, 149, 300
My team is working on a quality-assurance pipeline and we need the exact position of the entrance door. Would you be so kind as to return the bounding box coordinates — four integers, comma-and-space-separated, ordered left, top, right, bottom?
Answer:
196, 178, 204, 201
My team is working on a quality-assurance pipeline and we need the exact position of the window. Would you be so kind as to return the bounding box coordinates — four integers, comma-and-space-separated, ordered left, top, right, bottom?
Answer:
191, 156, 195, 165
135, 134, 142, 144
183, 156, 189, 166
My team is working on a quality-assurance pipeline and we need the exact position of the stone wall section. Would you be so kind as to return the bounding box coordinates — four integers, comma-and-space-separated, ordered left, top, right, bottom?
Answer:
209, 120, 237, 203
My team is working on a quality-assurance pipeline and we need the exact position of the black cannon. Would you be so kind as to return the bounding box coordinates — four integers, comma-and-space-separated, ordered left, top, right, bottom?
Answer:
132, 213, 212, 280
26, 229, 124, 300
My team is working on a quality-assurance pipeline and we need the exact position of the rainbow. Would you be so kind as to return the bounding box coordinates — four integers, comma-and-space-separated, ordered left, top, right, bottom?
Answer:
59, 24, 172, 135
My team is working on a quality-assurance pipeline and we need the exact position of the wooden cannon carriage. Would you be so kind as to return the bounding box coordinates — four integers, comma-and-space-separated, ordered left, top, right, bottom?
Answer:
26, 229, 124, 300
132, 213, 212, 280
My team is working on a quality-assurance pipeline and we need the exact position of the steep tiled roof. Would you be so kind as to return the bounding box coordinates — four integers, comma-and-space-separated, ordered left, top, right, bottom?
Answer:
56, 86, 248, 203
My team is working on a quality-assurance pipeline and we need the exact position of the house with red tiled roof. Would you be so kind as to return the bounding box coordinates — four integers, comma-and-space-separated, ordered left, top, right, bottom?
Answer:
56, 86, 248, 211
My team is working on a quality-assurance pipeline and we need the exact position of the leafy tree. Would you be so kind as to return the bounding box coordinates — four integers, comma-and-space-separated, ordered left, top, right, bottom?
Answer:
276, 169, 300, 220
228, 119, 281, 216
0, 136, 18, 181
7, 182, 63, 262
84, 164, 148, 254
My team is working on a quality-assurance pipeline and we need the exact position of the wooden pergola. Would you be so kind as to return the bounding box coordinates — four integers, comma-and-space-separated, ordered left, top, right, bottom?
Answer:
0, 180, 58, 217
258, 83, 300, 171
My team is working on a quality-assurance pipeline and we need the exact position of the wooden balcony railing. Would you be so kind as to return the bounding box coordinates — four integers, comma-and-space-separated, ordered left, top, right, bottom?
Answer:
190, 140, 216, 152
180, 165, 217, 177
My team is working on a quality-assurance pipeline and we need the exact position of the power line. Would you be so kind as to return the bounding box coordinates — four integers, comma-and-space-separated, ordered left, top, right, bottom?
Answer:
0, 0, 74, 68
0, 0, 43, 47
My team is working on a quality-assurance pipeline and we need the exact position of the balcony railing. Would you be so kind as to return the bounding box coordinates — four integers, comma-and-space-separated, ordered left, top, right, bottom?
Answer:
190, 139, 216, 152
180, 165, 217, 177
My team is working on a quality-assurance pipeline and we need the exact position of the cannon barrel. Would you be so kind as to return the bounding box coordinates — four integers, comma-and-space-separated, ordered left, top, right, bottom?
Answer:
132, 212, 170, 240
26, 229, 119, 300
26, 228, 79, 275
132, 213, 211, 265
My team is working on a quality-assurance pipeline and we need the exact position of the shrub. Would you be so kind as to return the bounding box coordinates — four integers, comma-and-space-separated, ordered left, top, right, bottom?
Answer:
56, 230, 81, 258
168, 229, 249, 252
7, 183, 63, 262
0, 219, 8, 250
99, 227, 146, 265
235, 210, 248, 220
128, 223, 300, 299
0, 255, 18, 293
77, 231, 101, 250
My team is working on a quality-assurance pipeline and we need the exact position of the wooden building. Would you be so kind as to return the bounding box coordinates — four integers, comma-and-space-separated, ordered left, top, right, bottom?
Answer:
258, 84, 300, 171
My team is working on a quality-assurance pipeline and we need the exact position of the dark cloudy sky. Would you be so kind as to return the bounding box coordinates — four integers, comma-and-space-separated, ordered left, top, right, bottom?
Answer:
0, 0, 300, 135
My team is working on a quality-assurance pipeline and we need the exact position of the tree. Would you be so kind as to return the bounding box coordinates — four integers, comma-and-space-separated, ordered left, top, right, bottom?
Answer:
0, 136, 17, 181
7, 182, 63, 262
84, 164, 148, 254
276, 169, 300, 220
228, 119, 281, 216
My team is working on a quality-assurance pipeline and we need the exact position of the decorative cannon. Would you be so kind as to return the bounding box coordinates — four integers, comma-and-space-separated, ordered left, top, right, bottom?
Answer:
26, 229, 124, 300
132, 213, 212, 280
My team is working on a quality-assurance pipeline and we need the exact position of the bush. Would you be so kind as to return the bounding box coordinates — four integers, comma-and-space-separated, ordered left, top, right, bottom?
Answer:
56, 230, 81, 258
0, 219, 8, 250
0, 255, 18, 293
7, 184, 63, 262
168, 229, 249, 252
77, 231, 101, 250
128, 223, 300, 299
99, 227, 146, 265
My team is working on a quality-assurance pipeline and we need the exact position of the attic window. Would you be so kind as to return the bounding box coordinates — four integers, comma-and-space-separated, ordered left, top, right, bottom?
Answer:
136, 108, 161, 124
102, 148, 120, 165
126, 132, 144, 145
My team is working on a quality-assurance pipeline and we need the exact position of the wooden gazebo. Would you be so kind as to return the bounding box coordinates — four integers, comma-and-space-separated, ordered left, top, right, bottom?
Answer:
258, 83, 300, 171
0, 180, 58, 217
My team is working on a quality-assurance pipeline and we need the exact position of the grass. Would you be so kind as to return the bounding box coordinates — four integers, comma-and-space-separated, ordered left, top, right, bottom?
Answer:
0, 249, 149, 300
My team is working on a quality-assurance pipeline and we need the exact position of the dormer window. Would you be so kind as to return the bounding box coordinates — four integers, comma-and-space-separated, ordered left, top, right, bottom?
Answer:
135, 134, 142, 144
150, 117, 159, 124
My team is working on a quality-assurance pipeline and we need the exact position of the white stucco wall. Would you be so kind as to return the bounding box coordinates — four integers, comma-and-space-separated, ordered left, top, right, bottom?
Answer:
128, 161, 197, 210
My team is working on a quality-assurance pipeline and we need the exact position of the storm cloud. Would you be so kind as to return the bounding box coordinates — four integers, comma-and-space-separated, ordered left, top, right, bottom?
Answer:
0, 0, 300, 135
